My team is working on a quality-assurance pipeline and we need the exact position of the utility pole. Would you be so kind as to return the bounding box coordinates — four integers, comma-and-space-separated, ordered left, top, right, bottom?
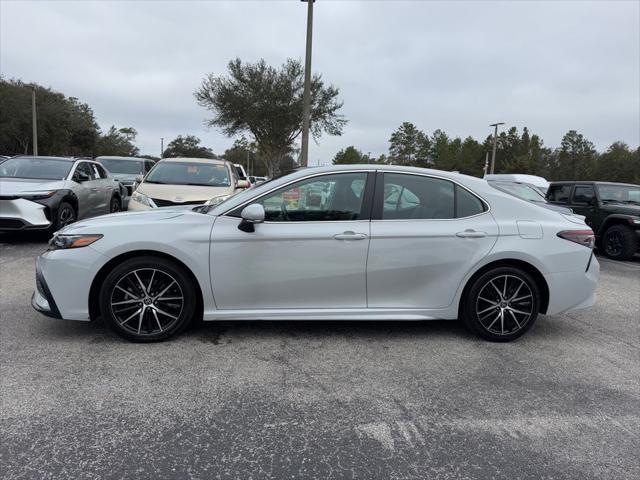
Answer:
32, 89, 38, 156
160, 138, 164, 158
489, 122, 504, 174
300, 0, 315, 167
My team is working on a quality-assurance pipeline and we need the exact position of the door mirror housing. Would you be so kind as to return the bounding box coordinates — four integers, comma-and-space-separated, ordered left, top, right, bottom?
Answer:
135, 175, 144, 183
238, 204, 265, 232
236, 179, 250, 189
74, 172, 90, 183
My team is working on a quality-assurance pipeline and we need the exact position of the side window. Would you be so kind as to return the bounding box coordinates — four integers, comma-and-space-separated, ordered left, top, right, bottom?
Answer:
72, 162, 94, 182
91, 164, 108, 179
381, 173, 454, 220
547, 184, 572, 203
240, 172, 368, 222
456, 185, 486, 217
573, 185, 595, 204
144, 161, 154, 173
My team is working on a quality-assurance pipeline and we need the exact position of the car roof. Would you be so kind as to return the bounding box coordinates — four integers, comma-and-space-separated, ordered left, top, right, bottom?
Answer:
96, 156, 150, 161
11, 155, 77, 162
549, 181, 639, 187
158, 157, 226, 165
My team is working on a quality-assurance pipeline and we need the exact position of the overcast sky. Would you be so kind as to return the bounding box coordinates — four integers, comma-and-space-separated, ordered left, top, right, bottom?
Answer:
1, 0, 639, 162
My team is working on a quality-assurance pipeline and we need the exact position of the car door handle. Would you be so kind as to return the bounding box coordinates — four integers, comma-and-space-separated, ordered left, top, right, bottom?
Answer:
334, 231, 368, 241
456, 229, 487, 238
90, 187, 99, 192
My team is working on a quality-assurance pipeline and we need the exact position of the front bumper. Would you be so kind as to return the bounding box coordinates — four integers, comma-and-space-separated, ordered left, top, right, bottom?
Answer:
0, 199, 52, 231
32, 246, 106, 321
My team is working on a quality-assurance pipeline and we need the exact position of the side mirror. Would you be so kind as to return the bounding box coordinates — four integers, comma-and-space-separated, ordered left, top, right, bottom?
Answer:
238, 204, 265, 233
236, 179, 250, 189
135, 175, 144, 183
74, 173, 90, 183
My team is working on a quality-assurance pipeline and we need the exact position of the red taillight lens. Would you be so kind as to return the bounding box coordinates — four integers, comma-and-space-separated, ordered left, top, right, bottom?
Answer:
557, 230, 595, 249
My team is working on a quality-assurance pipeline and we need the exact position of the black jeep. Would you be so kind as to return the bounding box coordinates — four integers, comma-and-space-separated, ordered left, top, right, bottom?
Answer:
547, 181, 640, 260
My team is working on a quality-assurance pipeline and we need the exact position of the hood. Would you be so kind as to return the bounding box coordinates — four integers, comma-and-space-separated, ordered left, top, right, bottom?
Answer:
111, 174, 139, 184
0, 178, 67, 196
137, 182, 233, 202
58, 208, 199, 234
602, 202, 640, 216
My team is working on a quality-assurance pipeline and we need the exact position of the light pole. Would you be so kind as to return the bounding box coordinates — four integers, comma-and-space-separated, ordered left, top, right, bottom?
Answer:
300, 0, 315, 167
160, 138, 164, 158
32, 89, 38, 156
489, 122, 504, 174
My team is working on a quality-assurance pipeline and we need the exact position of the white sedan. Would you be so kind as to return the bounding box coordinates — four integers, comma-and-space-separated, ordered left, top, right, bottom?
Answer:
32, 165, 599, 342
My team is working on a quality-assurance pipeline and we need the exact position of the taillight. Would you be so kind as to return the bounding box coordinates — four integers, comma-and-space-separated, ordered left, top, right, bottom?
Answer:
557, 230, 595, 249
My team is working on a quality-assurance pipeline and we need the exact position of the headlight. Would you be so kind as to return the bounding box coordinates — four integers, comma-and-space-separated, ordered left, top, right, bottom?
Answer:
19, 191, 56, 200
205, 194, 231, 207
132, 191, 152, 207
48, 234, 103, 250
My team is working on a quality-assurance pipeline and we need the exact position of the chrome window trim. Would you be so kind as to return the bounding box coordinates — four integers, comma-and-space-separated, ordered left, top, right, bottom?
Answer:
220, 169, 376, 221
220, 168, 491, 223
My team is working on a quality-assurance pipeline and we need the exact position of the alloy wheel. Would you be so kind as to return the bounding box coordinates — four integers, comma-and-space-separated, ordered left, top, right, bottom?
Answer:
59, 206, 75, 227
110, 268, 184, 336
475, 274, 534, 336
111, 198, 121, 213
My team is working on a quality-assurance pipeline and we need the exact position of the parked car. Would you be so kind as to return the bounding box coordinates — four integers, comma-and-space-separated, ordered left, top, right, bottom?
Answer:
33, 165, 598, 343
96, 156, 155, 209
128, 157, 249, 210
484, 174, 550, 194
0, 156, 122, 233
547, 181, 640, 260
487, 180, 573, 214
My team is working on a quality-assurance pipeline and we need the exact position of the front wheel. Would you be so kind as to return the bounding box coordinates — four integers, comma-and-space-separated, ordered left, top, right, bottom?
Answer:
110, 195, 121, 213
52, 201, 76, 232
462, 266, 540, 342
99, 256, 197, 342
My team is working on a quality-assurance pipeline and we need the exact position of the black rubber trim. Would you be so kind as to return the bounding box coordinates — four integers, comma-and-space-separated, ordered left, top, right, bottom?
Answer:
32, 265, 62, 319
371, 172, 385, 220
359, 172, 376, 221
586, 250, 594, 272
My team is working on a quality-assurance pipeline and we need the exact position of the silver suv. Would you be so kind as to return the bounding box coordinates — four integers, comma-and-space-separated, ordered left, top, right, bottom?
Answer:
0, 156, 122, 233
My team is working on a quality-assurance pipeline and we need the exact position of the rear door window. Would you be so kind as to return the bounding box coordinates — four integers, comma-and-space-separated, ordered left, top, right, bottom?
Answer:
572, 185, 595, 204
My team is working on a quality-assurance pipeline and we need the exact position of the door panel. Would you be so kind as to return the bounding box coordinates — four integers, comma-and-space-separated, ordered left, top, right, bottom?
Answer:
70, 162, 97, 219
211, 216, 370, 309
367, 216, 498, 308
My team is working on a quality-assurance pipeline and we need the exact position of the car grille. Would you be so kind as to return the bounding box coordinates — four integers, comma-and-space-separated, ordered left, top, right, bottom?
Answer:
0, 218, 26, 230
151, 198, 205, 208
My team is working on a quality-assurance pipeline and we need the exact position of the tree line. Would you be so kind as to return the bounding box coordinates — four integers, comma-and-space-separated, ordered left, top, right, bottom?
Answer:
0, 78, 141, 158
333, 122, 640, 184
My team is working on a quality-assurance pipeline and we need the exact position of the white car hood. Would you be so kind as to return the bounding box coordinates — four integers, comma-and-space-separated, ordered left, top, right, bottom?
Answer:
58, 208, 201, 234
0, 178, 68, 196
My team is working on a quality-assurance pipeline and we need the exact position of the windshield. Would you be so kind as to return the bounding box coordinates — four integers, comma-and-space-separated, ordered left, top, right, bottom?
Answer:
597, 184, 640, 204
145, 162, 230, 187
490, 182, 546, 202
0, 157, 72, 180
98, 158, 143, 175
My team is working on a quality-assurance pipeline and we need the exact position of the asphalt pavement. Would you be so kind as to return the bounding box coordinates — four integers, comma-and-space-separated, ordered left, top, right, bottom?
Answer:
1, 234, 639, 480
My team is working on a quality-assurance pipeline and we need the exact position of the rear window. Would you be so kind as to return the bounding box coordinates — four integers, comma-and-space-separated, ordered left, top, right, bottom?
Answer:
547, 184, 572, 203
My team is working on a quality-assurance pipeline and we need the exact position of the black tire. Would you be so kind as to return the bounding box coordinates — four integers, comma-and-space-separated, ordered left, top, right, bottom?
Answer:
51, 201, 76, 232
110, 195, 121, 213
462, 266, 540, 342
99, 256, 197, 342
602, 224, 637, 261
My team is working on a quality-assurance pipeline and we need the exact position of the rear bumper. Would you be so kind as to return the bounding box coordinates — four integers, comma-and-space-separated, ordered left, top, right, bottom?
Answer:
0, 199, 51, 231
544, 253, 600, 315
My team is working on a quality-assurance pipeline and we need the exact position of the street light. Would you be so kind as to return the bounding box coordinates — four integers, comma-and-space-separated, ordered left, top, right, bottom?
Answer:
300, 0, 315, 167
489, 122, 505, 174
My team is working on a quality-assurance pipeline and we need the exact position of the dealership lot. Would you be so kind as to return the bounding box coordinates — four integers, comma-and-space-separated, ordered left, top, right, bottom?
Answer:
1, 235, 638, 479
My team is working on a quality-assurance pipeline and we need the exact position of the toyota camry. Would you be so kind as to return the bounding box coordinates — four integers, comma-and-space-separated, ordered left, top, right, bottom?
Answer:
32, 165, 599, 342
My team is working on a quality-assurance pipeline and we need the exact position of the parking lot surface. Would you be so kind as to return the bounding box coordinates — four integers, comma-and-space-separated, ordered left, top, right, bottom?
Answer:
1, 234, 639, 480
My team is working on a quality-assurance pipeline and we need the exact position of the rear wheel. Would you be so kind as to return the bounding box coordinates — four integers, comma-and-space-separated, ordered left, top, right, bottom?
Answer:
110, 195, 121, 213
462, 266, 540, 342
602, 224, 637, 261
99, 256, 196, 342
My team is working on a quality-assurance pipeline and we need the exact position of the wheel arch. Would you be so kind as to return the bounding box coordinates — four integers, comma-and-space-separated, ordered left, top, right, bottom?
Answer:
88, 250, 204, 321
598, 215, 636, 237
458, 258, 550, 316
